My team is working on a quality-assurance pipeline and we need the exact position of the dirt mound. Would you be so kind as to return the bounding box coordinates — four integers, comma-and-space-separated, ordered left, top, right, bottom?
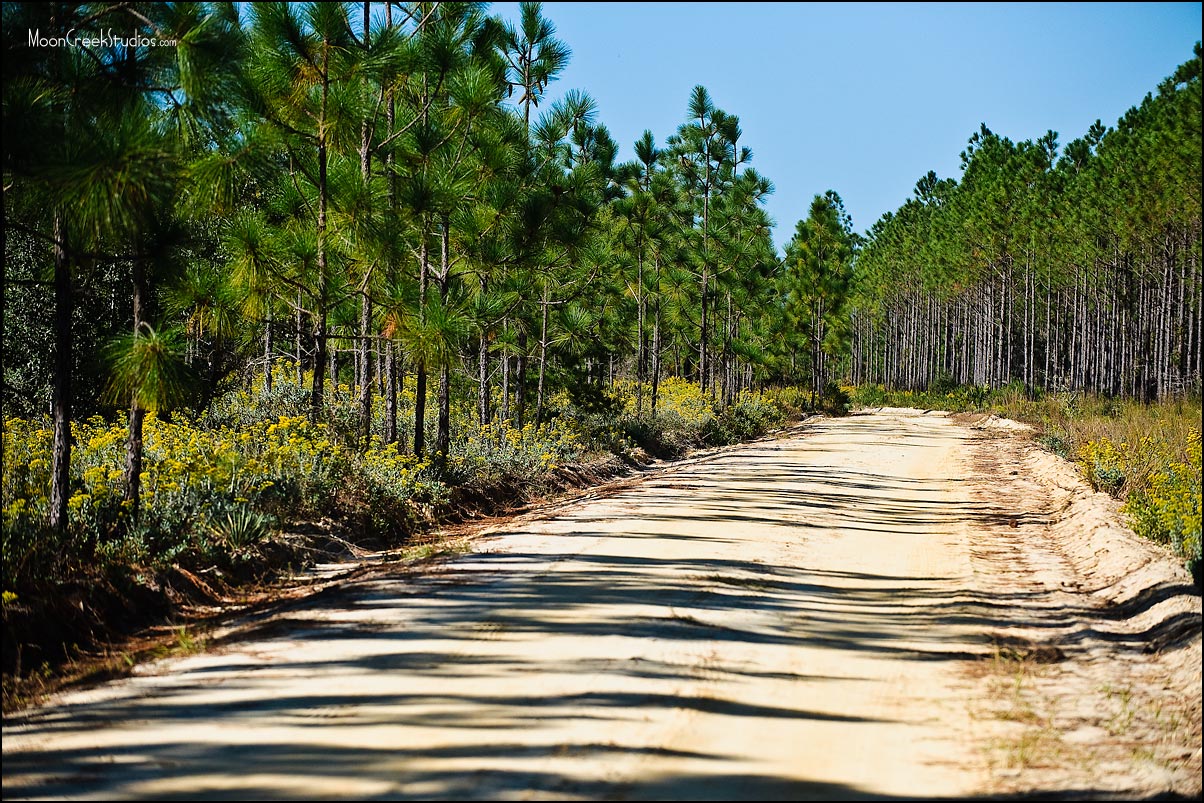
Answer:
1029, 438, 1200, 645
963, 416, 1201, 798
968, 412, 1035, 433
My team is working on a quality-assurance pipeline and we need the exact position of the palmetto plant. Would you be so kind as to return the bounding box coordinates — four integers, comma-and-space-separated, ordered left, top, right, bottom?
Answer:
209, 505, 276, 556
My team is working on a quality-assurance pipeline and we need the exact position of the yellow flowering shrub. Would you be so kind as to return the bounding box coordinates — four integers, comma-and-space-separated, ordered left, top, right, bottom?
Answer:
2, 418, 54, 531
358, 439, 447, 518
651, 377, 716, 429
1124, 428, 1202, 576
765, 386, 812, 417
1079, 437, 1128, 494
4, 366, 808, 596
3, 418, 63, 589
2, 401, 444, 588
446, 418, 585, 484
597, 378, 787, 457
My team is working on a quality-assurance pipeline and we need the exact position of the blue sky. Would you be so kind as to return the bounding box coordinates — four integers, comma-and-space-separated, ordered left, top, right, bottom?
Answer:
490, 2, 1202, 251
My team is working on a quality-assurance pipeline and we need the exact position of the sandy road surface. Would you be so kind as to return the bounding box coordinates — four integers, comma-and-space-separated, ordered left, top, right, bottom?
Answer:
3, 410, 1200, 800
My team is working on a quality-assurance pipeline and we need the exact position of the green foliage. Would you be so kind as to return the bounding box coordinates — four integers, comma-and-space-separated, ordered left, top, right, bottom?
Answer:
208, 506, 276, 556
1079, 439, 1127, 494
847, 383, 996, 413
1038, 433, 1071, 460
706, 390, 786, 444
818, 382, 852, 417
601, 378, 787, 457
445, 419, 584, 485
761, 386, 810, 418
1076, 425, 1203, 582
928, 371, 959, 395
102, 325, 194, 412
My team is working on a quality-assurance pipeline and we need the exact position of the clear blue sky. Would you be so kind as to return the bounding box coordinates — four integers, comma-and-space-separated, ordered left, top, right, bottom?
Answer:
491, 2, 1202, 252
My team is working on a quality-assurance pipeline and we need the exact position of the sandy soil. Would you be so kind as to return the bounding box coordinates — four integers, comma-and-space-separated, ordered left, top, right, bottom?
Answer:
3, 409, 1199, 800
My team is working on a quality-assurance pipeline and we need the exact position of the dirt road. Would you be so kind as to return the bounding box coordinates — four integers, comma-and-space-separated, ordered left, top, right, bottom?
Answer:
3, 409, 1200, 799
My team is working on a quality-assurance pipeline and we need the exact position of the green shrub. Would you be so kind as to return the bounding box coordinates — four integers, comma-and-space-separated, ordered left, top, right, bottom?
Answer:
1079, 438, 1127, 494
928, 371, 959, 395
849, 383, 886, 408
819, 382, 851, 417
1122, 428, 1202, 581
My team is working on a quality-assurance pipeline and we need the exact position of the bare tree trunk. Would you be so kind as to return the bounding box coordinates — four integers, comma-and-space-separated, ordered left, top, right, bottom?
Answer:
295, 289, 303, 385
501, 354, 510, 424
414, 222, 429, 458
385, 342, 397, 444
357, 0, 373, 443
651, 298, 662, 411
358, 293, 372, 442
515, 332, 527, 428
123, 254, 149, 518
535, 281, 550, 425
383, 1, 398, 445
310, 54, 331, 424
49, 211, 73, 532
263, 307, 273, 395
478, 280, 490, 428
636, 245, 644, 414
435, 215, 452, 468
1043, 276, 1051, 391
723, 290, 733, 406
700, 183, 710, 395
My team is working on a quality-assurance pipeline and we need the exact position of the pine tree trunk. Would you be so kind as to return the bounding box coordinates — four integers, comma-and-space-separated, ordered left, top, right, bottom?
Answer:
264, 307, 274, 395
385, 341, 397, 444
383, 0, 397, 444
1043, 276, 1051, 392
123, 256, 149, 517
535, 282, 550, 425
357, 2, 373, 443
414, 223, 429, 458
49, 211, 73, 533
700, 168, 710, 395
636, 245, 644, 414
651, 258, 662, 411
311, 55, 331, 425
435, 216, 452, 467
501, 354, 510, 424
478, 281, 490, 427
359, 293, 372, 442
515, 333, 527, 428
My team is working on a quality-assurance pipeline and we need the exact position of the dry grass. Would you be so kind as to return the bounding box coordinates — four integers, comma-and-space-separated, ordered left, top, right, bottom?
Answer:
1011, 394, 1199, 469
